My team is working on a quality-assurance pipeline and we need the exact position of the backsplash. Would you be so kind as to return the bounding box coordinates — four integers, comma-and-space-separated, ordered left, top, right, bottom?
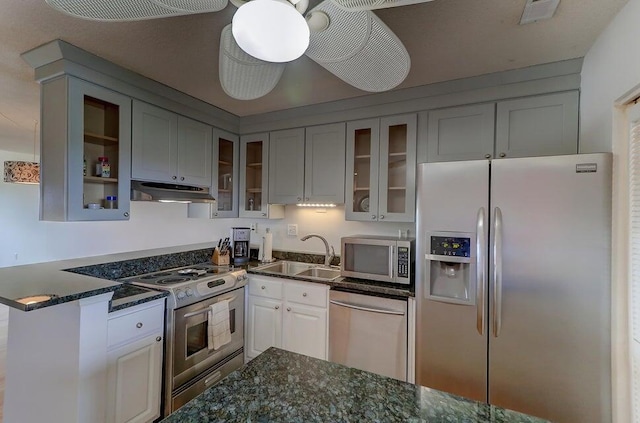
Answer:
66, 248, 337, 281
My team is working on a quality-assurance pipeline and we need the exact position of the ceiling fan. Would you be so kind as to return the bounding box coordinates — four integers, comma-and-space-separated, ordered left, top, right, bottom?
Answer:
44, 0, 431, 100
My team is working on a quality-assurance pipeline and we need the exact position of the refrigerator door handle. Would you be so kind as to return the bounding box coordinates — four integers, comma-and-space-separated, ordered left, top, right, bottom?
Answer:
492, 207, 503, 337
476, 207, 486, 336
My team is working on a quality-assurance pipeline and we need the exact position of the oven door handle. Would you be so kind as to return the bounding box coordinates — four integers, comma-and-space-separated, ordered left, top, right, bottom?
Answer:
182, 296, 236, 318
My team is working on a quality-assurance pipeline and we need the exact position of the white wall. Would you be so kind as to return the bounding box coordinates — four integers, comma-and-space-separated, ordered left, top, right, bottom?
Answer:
580, 0, 640, 154
580, 0, 640, 421
0, 148, 412, 268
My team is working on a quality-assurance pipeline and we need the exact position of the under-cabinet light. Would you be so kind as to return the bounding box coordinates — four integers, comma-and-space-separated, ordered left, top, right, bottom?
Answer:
296, 203, 337, 208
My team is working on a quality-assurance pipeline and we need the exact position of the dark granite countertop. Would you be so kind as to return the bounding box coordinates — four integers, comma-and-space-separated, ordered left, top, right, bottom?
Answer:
109, 284, 168, 312
0, 243, 215, 312
161, 347, 548, 423
247, 261, 414, 298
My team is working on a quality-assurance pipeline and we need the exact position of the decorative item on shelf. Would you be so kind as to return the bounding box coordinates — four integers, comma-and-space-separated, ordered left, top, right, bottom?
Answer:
4, 120, 40, 185
359, 195, 370, 212
95, 156, 110, 177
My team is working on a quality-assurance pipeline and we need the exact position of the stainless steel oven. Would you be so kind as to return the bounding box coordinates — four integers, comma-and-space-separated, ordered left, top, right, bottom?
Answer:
121, 264, 248, 418
172, 287, 244, 389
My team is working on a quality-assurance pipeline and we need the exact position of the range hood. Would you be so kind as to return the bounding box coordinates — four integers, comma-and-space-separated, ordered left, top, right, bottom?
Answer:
131, 180, 215, 203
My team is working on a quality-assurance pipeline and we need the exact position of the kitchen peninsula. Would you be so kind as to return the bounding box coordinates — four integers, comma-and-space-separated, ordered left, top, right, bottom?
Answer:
161, 347, 548, 423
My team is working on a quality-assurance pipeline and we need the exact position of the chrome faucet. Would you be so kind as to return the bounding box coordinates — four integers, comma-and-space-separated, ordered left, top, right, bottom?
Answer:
300, 234, 335, 266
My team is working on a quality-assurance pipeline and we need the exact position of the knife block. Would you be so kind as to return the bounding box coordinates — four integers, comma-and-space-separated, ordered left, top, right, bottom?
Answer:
212, 248, 230, 266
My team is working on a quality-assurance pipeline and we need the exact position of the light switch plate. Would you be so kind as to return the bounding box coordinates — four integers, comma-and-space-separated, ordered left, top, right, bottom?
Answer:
287, 224, 298, 236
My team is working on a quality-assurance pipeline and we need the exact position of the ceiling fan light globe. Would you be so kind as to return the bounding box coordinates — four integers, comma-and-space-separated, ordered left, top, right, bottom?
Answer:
232, 0, 310, 63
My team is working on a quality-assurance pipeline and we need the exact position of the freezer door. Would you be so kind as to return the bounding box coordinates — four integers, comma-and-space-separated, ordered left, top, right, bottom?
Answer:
415, 160, 489, 402
488, 153, 612, 423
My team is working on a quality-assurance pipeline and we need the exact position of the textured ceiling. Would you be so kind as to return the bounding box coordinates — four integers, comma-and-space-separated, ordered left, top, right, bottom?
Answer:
0, 0, 629, 154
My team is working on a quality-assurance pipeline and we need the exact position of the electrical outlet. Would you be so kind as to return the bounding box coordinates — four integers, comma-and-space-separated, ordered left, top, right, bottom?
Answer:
287, 224, 298, 236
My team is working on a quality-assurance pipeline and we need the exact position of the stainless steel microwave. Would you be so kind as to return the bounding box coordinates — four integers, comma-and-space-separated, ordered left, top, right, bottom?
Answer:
340, 235, 415, 285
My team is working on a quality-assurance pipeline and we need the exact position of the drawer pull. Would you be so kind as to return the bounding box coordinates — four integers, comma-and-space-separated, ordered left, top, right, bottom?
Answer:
204, 371, 222, 386
261, 285, 266, 290
136, 322, 143, 328
287, 307, 291, 312
302, 292, 307, 297
156, 336, 162, 342
275, 305, 280, 310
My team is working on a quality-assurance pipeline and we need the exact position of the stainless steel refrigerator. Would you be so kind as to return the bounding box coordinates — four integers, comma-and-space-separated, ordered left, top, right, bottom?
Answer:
415, 154, 612, 423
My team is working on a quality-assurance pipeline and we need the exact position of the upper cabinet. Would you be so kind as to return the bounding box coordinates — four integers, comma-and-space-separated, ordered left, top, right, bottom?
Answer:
424, 91, 579, 162
495, 91, 578, 158
346, 114, 417, 222
269, 128, 305, 204
239, 133, 284, 219
40, 76, 132, 221
268, 123, 346, 205
212, 129, 240, 218
131, 100, 212, 187
426, 103, 495, 162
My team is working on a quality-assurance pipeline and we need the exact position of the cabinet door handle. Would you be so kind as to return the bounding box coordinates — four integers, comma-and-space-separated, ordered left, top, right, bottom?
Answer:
180, 176, 185, 181
136, 322, 143, 328
302, 292, 307, 297
124, 212, 130, 217
305, 197, 309, 201
156, 336, 162, 342
297, 197, 302, 201
371, 215, 376, 220
485, 154, 491, 159
262, 213, 267, 217
172, 175, 177, 180
499, 153, 506, 158
261, 285, 266, 290
275, 305, 280, 310
380, 215, 385, 220
287, 307, 291, 312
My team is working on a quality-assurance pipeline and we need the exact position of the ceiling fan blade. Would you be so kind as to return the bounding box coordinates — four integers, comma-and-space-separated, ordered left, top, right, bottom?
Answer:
151, 0, 228, 13
219, 24, 285, 100
45, 0, 193, 21
305, 0, 410, 92
330, 0, 434, 12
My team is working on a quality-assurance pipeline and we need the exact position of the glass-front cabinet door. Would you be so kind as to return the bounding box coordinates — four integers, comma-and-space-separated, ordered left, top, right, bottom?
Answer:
345, 119, 380, 221
212, 130, 239, 218
345, 114, 416, 222
239, 133, 269, 218
40, 76, 131, 221
378, 114, 417, 222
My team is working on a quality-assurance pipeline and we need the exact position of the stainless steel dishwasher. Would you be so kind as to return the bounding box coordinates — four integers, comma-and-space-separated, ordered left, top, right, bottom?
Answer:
329, 290, 408, 381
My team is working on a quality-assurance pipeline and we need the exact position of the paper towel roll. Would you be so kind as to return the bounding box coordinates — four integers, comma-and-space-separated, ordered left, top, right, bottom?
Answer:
261, 229, 273, 262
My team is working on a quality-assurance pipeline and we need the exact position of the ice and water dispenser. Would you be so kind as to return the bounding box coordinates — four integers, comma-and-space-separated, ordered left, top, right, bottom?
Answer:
425, 232, 476, 305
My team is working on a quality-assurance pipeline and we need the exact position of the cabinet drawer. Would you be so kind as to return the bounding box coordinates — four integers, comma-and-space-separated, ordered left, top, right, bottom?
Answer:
249, 277, 283, 299
285, 282, 328, 308
108, 302, 164, 348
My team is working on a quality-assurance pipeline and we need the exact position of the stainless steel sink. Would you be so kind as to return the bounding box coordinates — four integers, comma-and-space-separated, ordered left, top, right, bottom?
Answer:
253, 260, 342, 281
294, 267, 341, 281
254, 261, 316, 276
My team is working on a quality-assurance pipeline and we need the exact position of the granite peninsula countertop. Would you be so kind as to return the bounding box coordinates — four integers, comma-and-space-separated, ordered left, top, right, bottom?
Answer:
161, 347, 548, 423
0, 243, 215, 312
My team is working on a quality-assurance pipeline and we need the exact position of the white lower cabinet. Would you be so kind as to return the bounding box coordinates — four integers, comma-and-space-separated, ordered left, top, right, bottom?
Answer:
246, 275, 329, 361
106, 299, 165, 423
247, 296, 283, 357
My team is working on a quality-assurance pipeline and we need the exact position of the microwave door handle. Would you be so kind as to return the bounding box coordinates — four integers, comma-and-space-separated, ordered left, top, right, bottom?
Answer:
389, 245, 395, 280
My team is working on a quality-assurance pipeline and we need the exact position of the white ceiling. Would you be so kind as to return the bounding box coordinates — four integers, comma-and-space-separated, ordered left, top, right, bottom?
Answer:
0, 0, 628, 154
